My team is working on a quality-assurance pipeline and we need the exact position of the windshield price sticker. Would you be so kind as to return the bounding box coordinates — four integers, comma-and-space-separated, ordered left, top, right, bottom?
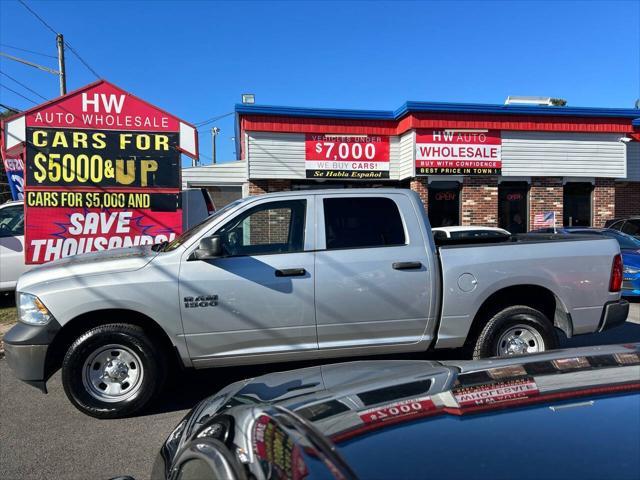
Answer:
305, 134, 390, 179
415, 129, 502, 176
358, 396, 436, 424
454, 378, 539, 408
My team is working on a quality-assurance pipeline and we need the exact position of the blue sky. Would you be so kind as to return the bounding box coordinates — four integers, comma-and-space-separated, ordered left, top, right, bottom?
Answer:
1, 0, 639, 165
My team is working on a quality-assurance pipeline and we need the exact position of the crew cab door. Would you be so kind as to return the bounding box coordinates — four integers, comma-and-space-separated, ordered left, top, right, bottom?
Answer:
179, 196, 317, 363
314, 193, 433, 349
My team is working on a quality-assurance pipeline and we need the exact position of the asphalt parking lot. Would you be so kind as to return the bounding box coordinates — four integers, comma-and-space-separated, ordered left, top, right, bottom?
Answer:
1, 301, 639, 480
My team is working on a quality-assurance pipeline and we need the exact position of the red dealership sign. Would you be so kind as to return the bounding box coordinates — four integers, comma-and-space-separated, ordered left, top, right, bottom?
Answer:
2, 80, 198, 264
305, 134, 390, 179
416, 129, 501, 176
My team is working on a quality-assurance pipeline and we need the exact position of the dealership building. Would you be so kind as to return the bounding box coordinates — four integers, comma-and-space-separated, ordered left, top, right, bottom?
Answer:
183, 100, 640, 230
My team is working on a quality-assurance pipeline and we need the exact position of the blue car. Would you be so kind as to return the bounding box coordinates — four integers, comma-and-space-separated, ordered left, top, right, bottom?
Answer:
532, 227, 640, 297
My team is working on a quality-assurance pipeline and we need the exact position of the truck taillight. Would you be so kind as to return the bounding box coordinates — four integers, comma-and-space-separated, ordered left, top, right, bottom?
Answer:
609, 254, 623, 292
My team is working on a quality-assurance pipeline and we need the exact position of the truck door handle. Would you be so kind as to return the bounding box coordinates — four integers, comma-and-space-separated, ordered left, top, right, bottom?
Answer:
275, 268, 307, 277
392, 261, 422, 270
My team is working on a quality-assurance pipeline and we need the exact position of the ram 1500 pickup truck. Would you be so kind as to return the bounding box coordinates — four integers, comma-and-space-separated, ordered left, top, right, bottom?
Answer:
4, 189, 629, 418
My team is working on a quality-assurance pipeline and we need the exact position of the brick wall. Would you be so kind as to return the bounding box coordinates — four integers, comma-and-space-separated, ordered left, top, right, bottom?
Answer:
461, 176, 498, 226
593, 178, 616, 227
530, 177, 563, 229
615, 182, 640, 217
409, 178, 428, 211
244, 180, 294, 246
247, 179, 292, 196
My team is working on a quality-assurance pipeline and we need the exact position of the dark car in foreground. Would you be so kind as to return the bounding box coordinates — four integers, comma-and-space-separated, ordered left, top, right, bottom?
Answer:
530, 227, 640, 297
138, 344, 640, 480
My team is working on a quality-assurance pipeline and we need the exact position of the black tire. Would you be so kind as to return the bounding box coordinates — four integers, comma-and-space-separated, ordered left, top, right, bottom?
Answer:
472, 305, 558, 359
61, 323, 166, 419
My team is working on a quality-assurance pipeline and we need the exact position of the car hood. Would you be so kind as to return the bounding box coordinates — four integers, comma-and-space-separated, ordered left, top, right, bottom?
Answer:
158, 345, 640, 480
16, 246, 158, 292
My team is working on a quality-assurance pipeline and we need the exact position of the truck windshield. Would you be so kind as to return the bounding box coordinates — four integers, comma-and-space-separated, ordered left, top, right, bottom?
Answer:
161, 199, 245, 252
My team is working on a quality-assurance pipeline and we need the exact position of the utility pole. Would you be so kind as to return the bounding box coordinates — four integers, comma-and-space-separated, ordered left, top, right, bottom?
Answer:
56, 33, 66, 95
211, 127, 220, 164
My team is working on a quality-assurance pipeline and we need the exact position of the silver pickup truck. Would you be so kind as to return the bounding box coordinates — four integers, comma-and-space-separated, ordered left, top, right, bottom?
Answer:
4, 189, 629, 418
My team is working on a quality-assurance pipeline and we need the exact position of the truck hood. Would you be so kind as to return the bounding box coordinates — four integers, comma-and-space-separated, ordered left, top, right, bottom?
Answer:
17, 246, 158, 292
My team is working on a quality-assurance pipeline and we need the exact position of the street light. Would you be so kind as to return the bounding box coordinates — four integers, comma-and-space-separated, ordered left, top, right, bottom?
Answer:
241, 94, 255, 105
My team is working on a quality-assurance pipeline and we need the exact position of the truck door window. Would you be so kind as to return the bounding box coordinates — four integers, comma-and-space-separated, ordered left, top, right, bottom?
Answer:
216, 200, 306, 256
323, 197, 405, 250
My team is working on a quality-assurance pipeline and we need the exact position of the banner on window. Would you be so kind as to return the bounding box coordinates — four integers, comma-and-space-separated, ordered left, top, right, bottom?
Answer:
416, 130, 501, 176
305, 134, 390, 179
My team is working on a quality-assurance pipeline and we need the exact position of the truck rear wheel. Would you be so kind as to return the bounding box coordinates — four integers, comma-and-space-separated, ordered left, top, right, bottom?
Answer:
472, 305, 558, 359
61, 323, 166, 419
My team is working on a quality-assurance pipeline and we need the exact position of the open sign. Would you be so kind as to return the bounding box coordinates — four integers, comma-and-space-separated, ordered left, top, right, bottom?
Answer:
435, 191, 457, 201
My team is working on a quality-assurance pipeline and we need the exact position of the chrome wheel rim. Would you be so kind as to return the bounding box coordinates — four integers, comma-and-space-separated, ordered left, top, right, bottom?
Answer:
496, 324, 545, 356
82, 344, 144, 402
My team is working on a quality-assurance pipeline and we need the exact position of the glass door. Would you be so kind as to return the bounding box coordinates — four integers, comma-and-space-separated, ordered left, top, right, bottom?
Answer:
499, 182, 529, 233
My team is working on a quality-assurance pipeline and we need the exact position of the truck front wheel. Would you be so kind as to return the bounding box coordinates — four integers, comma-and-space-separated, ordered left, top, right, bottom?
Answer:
61, 323, 166, 419
472, 305, 558, 359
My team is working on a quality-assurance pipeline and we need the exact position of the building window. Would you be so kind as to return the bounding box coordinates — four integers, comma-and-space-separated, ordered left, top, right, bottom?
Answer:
201, 185, 242, 208
564, 182, 593, 226
428, 181, 460, 227
498, 182, 528, 233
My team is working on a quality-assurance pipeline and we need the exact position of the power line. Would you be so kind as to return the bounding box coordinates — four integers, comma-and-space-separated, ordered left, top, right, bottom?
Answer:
18, 0, 101, 79
63, 42, 100, 79
0, 43, 56, 59
0, 82, 38, 104
0, 102, 22, 112
17, 0, 58, 35
0, 71, 49, 100
195, 111, 234, 128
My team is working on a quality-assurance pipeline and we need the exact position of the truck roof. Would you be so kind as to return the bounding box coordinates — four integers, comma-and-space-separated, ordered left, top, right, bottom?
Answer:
248, 188, 414, 199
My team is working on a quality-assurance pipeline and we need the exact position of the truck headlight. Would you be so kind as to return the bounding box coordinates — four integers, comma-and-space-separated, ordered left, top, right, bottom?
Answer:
623, 266, 640, 275
18, 293, 53, 325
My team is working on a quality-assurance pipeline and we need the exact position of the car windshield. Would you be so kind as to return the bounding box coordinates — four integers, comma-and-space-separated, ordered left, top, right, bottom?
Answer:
161, 199, 245, 252
0, 204, 24, 236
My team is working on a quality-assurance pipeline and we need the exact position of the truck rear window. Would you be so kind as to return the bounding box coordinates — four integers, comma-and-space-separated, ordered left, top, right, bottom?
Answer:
323, 197, 405, 250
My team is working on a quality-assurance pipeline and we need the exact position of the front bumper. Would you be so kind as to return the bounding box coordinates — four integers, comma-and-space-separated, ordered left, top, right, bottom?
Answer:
3, 319, 61, 393
598, 299, 630, 332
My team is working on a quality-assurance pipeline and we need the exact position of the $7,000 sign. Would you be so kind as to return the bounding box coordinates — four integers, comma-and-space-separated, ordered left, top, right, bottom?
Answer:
305, 134, 390, 179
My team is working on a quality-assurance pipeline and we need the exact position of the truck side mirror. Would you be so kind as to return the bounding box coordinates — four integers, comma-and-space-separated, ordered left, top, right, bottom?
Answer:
191, 235, 223, 260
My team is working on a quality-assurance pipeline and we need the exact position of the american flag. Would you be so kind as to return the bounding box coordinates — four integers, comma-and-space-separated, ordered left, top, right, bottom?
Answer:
534, 211, 556, 227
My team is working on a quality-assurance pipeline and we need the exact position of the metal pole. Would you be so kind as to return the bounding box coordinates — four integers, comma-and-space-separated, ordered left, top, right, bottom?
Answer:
56, 33, 66, 95
211, 128, 217, 164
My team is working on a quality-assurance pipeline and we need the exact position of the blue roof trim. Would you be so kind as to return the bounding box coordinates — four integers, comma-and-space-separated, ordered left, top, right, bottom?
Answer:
235, 104, 395, 120
235, 102, 640, 121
